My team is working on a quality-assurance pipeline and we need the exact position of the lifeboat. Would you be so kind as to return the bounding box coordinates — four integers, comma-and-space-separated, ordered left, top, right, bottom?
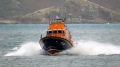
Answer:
39, 18, 73, 55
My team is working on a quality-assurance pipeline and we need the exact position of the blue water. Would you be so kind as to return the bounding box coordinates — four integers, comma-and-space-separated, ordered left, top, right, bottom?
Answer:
0, 24, 120, 67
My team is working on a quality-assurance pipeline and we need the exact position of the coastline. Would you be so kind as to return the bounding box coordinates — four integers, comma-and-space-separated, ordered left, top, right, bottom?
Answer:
0, 20, 119, 24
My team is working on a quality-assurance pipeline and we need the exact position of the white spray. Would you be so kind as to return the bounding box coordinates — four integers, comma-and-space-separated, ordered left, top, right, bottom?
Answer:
4, 41, 120, 56
63, 41, 120, 55
4, 42, 44, 56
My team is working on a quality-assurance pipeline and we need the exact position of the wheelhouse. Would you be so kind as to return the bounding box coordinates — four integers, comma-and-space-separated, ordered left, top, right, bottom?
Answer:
47, 30, 65, 35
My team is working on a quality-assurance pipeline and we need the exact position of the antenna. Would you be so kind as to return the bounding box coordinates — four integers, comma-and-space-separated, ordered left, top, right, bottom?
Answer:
47, 10, 51, 24
48, 15, 51, 24
47, 4, 51, 24
64, 0, 67, 22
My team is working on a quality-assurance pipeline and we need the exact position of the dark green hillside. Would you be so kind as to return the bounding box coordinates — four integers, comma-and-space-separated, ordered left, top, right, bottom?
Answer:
88, 0, 120, 12
20, 0, 120, 24
0, 0, 20, 19
0, 0, 120, 24
0, 0, 64, 20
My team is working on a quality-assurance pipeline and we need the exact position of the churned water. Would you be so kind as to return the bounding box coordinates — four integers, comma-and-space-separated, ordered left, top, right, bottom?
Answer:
0, 24, 120, 67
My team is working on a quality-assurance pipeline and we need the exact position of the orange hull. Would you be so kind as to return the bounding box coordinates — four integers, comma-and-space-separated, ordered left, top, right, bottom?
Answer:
47, 49, 61, 55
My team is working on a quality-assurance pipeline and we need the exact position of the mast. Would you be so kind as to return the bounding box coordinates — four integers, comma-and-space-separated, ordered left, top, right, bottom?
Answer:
64, 0, 67, 22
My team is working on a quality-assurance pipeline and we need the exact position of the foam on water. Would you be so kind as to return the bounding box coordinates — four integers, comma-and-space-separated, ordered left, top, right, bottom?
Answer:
4, 41, 120, 56
4, 42, 45, 56
63, 41, 120, 55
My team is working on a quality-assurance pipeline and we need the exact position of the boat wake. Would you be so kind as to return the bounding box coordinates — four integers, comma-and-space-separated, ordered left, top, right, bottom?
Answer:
62, 41, 120, 55
4, 41, 120, 56
4, 42, 45, 56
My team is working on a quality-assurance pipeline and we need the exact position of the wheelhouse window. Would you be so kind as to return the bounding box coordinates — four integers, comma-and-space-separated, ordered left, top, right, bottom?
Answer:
58, 30, 65, 34
53, 31, 57, 34
58, 30, 62, 33
47, 31, 52, 34
47, 30, 65, 34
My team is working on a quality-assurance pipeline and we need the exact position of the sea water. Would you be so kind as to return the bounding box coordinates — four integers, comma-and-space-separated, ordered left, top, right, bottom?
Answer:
0, 24, 120, 67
